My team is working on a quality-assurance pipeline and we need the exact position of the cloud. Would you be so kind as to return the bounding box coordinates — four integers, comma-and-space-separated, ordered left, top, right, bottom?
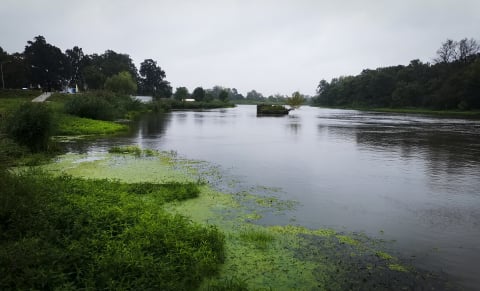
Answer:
1, 0, 479, 96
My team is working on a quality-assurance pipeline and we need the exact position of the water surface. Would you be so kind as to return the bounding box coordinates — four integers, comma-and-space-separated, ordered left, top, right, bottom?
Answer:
67, 105, 480, 289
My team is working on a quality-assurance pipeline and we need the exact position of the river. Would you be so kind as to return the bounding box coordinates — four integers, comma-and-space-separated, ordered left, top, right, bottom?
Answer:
66, 105, 480, 289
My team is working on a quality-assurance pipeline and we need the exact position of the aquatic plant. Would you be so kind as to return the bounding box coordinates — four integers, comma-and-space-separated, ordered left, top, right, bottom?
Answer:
239, 228, 275, 249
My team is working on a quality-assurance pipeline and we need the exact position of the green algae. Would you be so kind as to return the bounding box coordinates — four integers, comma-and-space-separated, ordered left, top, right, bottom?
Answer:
388, 264, 409, 272
337, 235, 360, 246
376, 251, 394, 260
40, 149, 450, 290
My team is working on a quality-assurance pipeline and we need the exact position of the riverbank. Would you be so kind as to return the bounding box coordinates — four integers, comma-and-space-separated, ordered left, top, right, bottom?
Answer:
315, 104, 480, 118
153, 99, 235, 112
31, 147, 452, 290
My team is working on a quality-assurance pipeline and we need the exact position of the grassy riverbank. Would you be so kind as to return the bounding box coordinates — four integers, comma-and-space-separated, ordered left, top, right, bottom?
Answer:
153, 99, 235, 112
32, 147, 452, 290
0, 90, 130, 137
316, 104, 480, 118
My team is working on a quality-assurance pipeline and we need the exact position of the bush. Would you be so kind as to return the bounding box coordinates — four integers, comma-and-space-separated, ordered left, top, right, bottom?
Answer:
64, 91, 142, 121
64, 92, 116, 120
104, 71, 137, 95
5, 102, 54, 152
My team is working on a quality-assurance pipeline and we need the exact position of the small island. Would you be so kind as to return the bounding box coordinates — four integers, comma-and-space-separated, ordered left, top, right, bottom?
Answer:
257, 104, 291, 116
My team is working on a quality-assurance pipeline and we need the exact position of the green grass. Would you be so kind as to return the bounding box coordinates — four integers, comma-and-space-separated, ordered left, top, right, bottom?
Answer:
0, 89, 41, 115
56, 114, 128, 135
239, 228, 275, 249
0, 169, 224, 290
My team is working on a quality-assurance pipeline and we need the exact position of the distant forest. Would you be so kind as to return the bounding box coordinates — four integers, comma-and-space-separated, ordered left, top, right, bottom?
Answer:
313, 38, 480, 110
0, 36, 293, 103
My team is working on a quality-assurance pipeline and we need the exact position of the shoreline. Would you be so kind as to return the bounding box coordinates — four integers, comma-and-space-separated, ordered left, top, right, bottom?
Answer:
314, 105, 480, 118
38, 148, 453, 290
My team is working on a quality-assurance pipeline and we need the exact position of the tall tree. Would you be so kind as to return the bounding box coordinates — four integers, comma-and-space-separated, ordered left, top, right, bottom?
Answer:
435, 39, 458, 64
65, 46, 85, 88
246, 90, 264, 101
192, 87, 205, 102
24, 35, 69, 90
99, 50, 138, 79
139, 59, 171, 98
173, 87, 189, 100
457, 38, 480, 63
218, 89, 229, 102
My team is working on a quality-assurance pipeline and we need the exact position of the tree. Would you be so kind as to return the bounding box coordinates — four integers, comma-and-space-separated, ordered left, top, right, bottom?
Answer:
99, 50, 138, 80
435, 39, 458, 64
174, 87, 189, 101
24, 35, 70, 90
82, 65, 105, 90
192, 87, 205, 102
218, 89, 229, 102
104, 71, 137, 95
246, 90, 264, 101
139, 59, 171, 98
286, 91, 305, 109
65, 46, 85, 88
457, 38, 480, 63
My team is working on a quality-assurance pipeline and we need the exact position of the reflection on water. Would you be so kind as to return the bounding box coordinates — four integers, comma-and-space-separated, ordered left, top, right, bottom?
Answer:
64, 105, 480, 290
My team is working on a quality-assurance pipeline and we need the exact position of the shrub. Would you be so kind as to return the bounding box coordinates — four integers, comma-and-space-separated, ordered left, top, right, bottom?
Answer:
64, 93, 116, 120
5, 102, 54, 152
104, 71, 137, 95
64, 91, 143, 121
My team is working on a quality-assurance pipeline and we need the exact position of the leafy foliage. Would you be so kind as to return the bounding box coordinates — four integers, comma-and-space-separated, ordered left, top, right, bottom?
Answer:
286, 91, 305, 109
193, 87, 206, 102
5, 102, 54, 151
313, 39, 480, 110
104, 71, 137, 95
139, 59, 172, 98
174, 86, 190, 100
0, 170, 225, 290
64, 91, 141, 121
24, 36, 70, 90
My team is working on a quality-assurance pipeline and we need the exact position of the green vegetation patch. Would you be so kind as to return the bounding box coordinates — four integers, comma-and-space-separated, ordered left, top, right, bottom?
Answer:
0, 169, 224, 290
256, 104, 290, 115
39, 150, 452, 290
56, 114, 128, 135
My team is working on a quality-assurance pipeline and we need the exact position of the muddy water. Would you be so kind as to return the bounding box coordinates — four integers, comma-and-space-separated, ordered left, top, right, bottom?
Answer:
66, 105, 480, 289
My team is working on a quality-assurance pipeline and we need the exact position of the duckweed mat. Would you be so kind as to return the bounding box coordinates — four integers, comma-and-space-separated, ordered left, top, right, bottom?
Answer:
42, 147, 453, 290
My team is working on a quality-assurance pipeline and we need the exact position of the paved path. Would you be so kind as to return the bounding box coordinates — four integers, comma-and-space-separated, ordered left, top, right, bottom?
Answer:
32, 92, 52, 102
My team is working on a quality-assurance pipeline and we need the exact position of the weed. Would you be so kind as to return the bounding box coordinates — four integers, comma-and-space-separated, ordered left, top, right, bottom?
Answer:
239, 228, 275, 249
0, 170, 224, 290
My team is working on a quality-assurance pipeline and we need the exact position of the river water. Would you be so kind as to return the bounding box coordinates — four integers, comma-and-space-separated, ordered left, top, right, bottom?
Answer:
67, 105, 480, 289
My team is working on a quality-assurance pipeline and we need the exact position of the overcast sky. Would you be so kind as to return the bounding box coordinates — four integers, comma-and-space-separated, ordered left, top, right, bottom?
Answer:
1, 0, 479, 96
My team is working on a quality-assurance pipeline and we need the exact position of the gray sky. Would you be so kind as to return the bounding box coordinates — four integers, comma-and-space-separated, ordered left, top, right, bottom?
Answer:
1, 0, 479, 96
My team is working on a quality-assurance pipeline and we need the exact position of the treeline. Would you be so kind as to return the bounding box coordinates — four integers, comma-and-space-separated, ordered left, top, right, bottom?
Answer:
172, 85, 304, 104
0, 36, 171, 97
313, 38, 480, 110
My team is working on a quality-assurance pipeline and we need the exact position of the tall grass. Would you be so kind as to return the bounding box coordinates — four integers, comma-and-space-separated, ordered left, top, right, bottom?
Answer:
0, 170, 224, 290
